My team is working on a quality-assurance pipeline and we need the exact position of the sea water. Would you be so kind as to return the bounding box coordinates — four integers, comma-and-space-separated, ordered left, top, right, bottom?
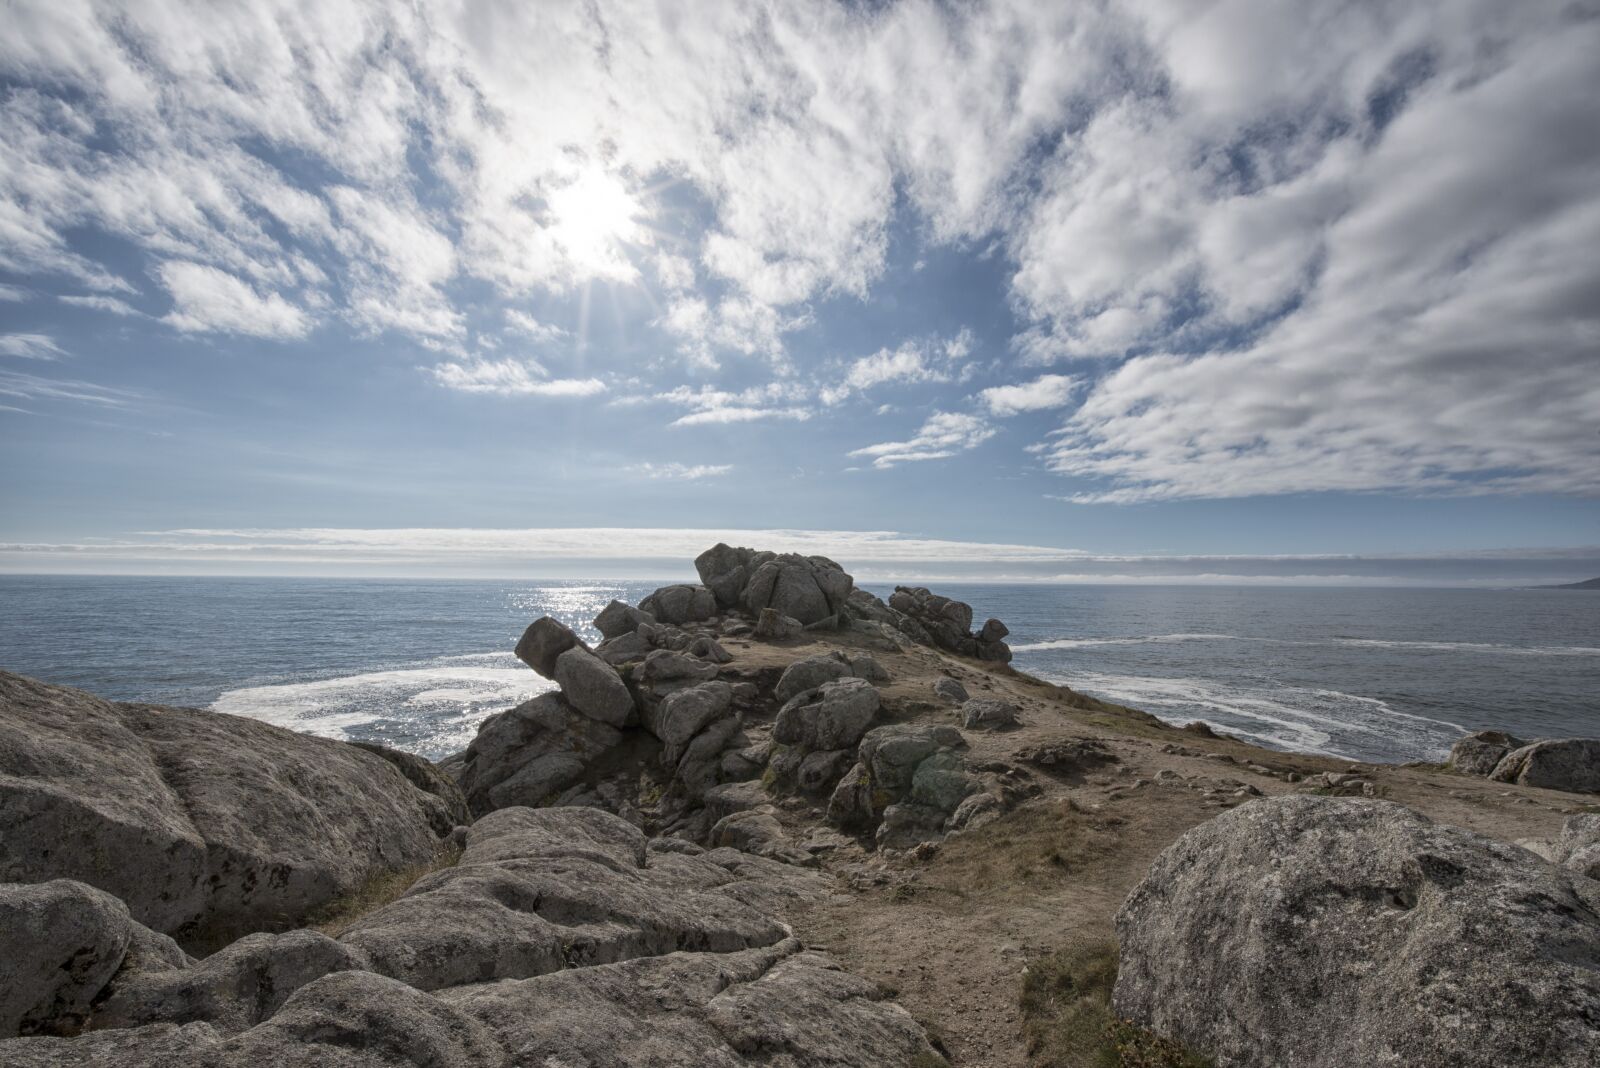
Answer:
0, 576, 1595, 764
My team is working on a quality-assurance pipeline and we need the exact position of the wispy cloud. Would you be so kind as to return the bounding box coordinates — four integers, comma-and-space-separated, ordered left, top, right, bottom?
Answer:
428, 357, 604, 398
626, 462, 734, 481
59, 294, 144, 317
0, 369, 142, 409
159, 262, 310, 339
849, 411, 995, 468
0, 333, 67, 360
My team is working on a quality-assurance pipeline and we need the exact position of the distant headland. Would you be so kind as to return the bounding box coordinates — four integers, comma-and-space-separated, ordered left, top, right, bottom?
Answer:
1536, 577, 1600, 589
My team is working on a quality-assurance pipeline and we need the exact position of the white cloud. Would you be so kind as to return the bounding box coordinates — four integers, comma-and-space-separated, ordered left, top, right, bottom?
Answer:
980, 374, 1081, 416
159, 262, 309, 339
626, 462, 734, 481
428, 358, 604, 398
0, 0, 1595, 502
504, 310, 567, 343
0, 284, 27, 301
59, 294, 143, 317
0, 333, 66, 360
672, 406, 811, 428
654, 381, 813, 427
0, 368, 142, 409
849, 411, 995, 468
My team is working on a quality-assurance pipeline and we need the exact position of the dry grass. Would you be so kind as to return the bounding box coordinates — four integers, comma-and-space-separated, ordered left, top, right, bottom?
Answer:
1020, 942, 1212, 1068
932, 798, 1121, 899
309, 846, 462, 937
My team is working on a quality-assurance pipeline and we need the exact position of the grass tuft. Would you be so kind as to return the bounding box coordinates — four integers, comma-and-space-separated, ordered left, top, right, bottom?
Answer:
309, 846, 462, 937
1020, 942, 1211, 1068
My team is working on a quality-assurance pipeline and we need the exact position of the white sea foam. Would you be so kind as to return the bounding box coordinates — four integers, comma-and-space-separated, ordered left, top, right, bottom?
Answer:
1058, 671, 1467, 760
1329, 638, 1600, 656
212, 653, 551, 751
1011, 633, 1244, 651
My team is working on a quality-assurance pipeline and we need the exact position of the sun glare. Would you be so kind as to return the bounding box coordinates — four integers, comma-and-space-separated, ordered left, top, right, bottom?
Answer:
546, 169, 644, 276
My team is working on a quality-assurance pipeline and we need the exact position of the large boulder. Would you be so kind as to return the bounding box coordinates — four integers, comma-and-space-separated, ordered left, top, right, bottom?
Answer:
638, 584, 717, 625
347, 741, 471, 830
1114, 795, 1600, 1067
1, 880, 135, 1038
514, 616, 585, 679
0, 673, 448, 948
455, 692, 622, 817
960, 697, 1019, 730
553, 647, 636, 728
1446, 730, 1525, 777
774, 678, 881, 753
593, 599, 654, 640
774, 653, 854, 703
1490, 738, 1600, 793
695, 544, 854, 625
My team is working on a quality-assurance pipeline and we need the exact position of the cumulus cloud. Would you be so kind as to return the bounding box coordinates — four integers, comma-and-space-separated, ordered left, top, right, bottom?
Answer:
1, 0, 1596, 499
654, 382, 813, 427
849, 411, 996, 468
159, 262, 310, 339
980, 374, 1081, 416
504, 310, 568, 343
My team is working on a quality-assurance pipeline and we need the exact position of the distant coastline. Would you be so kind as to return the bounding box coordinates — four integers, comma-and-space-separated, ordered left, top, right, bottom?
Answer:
1533, 577, 1600, 589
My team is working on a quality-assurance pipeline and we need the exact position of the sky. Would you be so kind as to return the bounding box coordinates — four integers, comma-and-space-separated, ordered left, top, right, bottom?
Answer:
1, 0, 1597, 585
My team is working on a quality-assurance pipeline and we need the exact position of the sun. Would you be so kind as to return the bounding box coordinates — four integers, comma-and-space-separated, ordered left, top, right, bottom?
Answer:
546, 168, 645, 279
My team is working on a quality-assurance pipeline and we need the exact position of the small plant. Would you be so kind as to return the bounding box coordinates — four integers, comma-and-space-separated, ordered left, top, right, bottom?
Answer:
1019, 942, 1211, 1068
309, 846, 462, 937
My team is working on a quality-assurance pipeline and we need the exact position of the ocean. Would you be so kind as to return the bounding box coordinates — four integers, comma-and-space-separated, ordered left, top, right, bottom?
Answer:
0, 576, 1595, 765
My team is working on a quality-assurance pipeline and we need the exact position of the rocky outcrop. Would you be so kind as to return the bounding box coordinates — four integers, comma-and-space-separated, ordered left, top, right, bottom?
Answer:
1490, 738, 1600, 793
455, 692, 624, 817
1446, 730, 1525, 776
828, 723, 978, 847
768, 678, 882, 799
1114, 795, 1600, 1067
513, 616, 585, 678
348, 741, 471, 830
0, 672, 450, 948
932, 677, 969, 704
0, 808, 945, 1067
695, 544, 854, 626
639, 583, 717, 624
887, 586, 1012, 662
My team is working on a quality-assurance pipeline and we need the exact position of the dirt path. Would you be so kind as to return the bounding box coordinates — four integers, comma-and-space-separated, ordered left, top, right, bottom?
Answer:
726, 629, 1587, 1068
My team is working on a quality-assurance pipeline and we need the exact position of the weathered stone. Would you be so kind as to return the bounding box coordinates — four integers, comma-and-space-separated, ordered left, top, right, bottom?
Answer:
339, 807, 788, 992
796, 748, 854, 795
348, 741, 471, 830
1490, 738, 1600, 793
639, 584, 717, 625
1114, 795, 1600, 1068
438, 940, 941, 1068
514, 616, 584, 678
933, 676, 969, 704
457, 692, 622, 816
709, 807, 787, 854
686, 635, 733, 663
1447, 730, 1525, 777
1523, 813, 1600, 880
774, 678, 881, 753
553, 647, 635, 728
947, 791, 1003, 833
635, 649, 720, 687
696, 545, 855, 626
94, 929, 369, 1035
846, 654, 890, 683
593, 629, 654, 666
979, 618, 1009, 642
774, 653, 853, 703
961, 697, 1020, 730
888, 586, 1011, 662
0, 673, 447, 948
752, 607, 803, 640
594, 599, 654, 640
1, 879, 133, 1038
